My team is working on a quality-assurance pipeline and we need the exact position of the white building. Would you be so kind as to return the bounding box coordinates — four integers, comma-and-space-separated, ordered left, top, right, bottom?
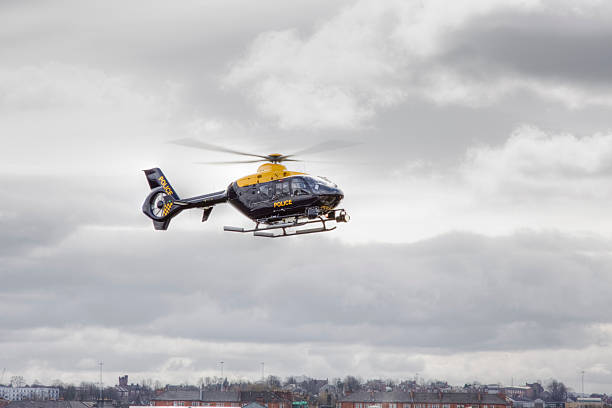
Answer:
0, 386, 60, 401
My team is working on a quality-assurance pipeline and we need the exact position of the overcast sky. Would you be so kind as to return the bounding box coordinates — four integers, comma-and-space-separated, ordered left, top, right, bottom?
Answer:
2, 0, 612, 393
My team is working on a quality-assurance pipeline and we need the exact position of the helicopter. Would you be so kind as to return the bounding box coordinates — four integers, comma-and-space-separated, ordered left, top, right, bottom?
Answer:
141, 139, 351, 237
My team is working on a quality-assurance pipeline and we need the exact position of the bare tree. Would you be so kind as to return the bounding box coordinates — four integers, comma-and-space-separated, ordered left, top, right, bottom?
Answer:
62, 385, 77, 401
344, 376, 361, 393
546, 380, 568, 401
267, 375, 281, 388
10, 376, 26, 387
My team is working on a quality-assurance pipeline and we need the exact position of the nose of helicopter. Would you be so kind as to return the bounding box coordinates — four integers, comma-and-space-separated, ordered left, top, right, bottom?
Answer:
336, 187, 344, 201
318, 187, 344, 208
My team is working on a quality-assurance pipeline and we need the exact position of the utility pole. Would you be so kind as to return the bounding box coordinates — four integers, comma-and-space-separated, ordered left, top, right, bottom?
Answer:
220, 362, 224, 391
99, 362, 104, 404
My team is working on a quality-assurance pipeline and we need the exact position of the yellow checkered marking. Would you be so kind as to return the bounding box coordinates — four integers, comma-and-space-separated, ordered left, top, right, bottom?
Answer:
162, 202, 173, 216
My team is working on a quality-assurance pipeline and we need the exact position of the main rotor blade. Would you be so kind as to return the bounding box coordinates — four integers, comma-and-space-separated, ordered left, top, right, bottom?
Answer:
170, 138, 268, 160
194, 159, 267, 165
289, 140, 361, 157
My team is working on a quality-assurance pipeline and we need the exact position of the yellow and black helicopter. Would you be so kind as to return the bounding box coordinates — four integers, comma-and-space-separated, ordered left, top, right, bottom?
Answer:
142, 139, 350, 237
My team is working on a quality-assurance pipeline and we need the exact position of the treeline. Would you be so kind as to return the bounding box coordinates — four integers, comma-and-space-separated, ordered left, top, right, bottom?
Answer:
3, 374, 576, 404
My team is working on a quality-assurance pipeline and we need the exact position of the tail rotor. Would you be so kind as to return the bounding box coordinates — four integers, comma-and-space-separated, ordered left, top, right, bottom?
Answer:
142, 168, 181, 230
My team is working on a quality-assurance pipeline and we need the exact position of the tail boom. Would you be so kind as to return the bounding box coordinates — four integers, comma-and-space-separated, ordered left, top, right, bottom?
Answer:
142, 168, 227, 230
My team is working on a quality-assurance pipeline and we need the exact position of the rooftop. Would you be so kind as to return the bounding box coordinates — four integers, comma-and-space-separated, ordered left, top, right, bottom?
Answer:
5, 402, 92, 408
152, 390, 289, 403
152, 391, 200, 401
243, 403, 267, 408
339, 392, 509, 405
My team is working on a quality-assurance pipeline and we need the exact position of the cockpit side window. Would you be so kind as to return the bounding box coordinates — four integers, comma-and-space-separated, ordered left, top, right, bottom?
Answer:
248, 183, 271, 204
275, 180, 290, 198
258, 183, 273, 200
291, 178, 310, 196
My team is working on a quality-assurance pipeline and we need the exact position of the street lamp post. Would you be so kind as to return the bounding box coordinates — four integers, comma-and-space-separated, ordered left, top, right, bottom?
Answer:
98, 362, 103, 405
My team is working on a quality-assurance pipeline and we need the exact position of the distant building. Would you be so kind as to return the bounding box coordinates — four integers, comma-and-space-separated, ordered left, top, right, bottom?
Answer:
115, 387, 129, 403
0, 387, 59, 402
151, 390, 292, 408
5, 401, 92, 408
508, 398, 533, 408
337, 391, 510, 408
503, 387, 533, 400
526, 384, 543, 399
136, 402, 268, 408
485, 386, 502, 396
151, 390, 240, 407
566, 398, 603, 408
240, 391, 292, 408
114, 376, 146, 404
508, 397, 562, 408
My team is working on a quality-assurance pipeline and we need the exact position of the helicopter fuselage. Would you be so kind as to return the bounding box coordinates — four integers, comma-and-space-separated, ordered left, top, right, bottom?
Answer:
227, 174, 344, 222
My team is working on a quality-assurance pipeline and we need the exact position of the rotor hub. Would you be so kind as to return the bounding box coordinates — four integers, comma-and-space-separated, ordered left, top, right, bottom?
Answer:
257, 163, 287, 173
265, 153, 284, 163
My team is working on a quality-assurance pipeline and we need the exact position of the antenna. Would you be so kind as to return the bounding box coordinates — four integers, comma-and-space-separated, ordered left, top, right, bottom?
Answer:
581, 370, 585, 395
261, 362, 264, 381
1, 368, 5, 385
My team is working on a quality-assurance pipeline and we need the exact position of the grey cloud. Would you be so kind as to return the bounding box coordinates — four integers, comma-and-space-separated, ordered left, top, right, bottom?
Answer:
2, 228, 611, 353
440, 10, 612, 86
0, 0, 348, 99
0, 0, 354, 141
0, 174, 139, 256
2, 228, 612, 387
5, 0, 612, 167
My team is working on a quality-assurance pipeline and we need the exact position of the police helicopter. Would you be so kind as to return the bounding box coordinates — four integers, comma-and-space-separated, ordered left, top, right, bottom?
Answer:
141, 139, 351, 238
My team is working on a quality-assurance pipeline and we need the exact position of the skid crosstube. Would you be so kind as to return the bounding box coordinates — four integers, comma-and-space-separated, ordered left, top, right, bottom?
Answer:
224, 209, 349, 238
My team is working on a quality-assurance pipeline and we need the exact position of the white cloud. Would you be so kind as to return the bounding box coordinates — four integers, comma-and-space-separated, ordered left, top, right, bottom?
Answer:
224, 0, 540, 128
462, 125, 612, 196
224, 15, 402, 129
344, 125, 612, 243
423, 70, 612, 109
0, 63, 178, 176
226, 0, 612, 129
0, 63, 161, 112
252, 77, 375, 129
4, 311, 612, 390
389, 0, 540, 57
0, 62, 251, 193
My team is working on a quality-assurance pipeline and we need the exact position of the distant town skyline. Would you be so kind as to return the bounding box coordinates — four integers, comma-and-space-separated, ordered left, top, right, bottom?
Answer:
1, 374, 606, 408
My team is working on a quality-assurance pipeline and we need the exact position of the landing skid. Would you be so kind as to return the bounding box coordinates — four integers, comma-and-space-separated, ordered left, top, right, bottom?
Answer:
224, 210, 349, 238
